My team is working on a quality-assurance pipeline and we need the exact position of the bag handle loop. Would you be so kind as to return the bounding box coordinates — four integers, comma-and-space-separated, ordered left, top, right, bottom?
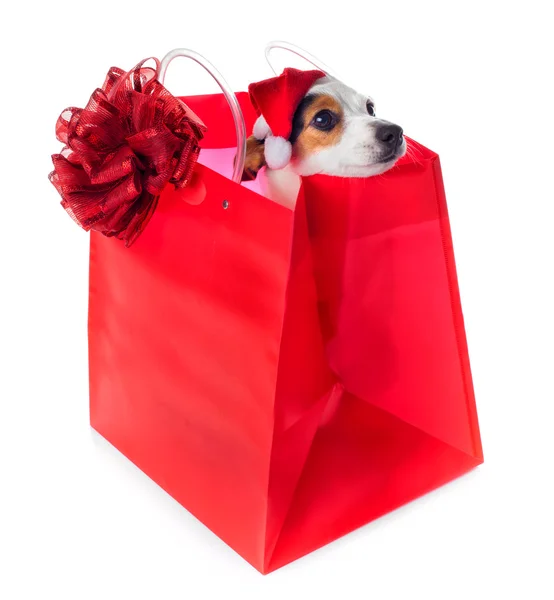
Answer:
264, 41, 338, 78
159, 49, 246, 184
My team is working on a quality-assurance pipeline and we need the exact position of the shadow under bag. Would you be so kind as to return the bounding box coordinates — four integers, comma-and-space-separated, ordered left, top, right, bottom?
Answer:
89, 88, 483, 573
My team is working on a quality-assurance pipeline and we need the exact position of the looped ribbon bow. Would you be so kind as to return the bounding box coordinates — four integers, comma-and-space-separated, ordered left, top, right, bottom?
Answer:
49, 58, 206, 246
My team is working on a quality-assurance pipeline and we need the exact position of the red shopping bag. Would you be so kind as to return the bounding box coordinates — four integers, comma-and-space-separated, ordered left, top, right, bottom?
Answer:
86, 61, 482, 573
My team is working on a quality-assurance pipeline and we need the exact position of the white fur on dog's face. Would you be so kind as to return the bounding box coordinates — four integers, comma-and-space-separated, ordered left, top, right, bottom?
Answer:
289, 76, 406, 177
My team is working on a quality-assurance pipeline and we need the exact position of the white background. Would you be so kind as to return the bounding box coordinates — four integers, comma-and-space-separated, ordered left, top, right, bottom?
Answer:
1, 1, 553, 598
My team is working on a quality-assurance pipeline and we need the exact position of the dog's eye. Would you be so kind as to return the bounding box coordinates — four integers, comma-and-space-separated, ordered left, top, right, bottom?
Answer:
366, 101, 376, 116
312, 110, 337, 131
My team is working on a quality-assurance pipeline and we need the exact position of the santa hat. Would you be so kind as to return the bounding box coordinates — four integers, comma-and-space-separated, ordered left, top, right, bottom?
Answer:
248, 68, 325, 170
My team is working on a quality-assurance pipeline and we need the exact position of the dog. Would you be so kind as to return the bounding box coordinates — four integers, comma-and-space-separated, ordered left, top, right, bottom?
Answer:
243, 72, 406, 207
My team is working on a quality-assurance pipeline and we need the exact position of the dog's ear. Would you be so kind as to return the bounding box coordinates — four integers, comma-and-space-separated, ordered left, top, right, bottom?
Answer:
240, 135, 266, 181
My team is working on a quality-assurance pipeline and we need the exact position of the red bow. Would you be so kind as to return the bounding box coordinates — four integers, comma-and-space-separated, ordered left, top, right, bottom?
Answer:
49, 59, 206, 246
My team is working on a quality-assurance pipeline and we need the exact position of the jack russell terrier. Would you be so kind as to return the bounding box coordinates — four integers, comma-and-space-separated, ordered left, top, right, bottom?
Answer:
242, 68, 407, 206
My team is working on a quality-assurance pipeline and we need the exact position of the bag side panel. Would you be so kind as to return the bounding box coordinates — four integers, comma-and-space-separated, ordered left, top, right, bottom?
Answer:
89, 164, 293, 571
301, 145, 482, 460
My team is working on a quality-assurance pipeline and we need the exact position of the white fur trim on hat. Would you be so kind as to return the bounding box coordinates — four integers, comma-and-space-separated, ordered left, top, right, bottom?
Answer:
264, 136, 292, 170
253, 115, 271, 140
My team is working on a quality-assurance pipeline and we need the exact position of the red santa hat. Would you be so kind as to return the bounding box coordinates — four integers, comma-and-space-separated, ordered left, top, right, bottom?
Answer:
248, 68, 326, 170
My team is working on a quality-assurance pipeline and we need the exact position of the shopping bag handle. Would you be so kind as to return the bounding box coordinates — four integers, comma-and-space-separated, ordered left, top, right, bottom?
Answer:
264, 40, 338, 77
159, 49, 247, 184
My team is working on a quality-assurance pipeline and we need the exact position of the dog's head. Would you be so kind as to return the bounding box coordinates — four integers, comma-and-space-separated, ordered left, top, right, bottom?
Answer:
243, 74, 406, 180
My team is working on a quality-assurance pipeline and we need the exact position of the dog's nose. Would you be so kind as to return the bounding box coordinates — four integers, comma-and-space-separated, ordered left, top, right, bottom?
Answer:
377, 124, 403, 147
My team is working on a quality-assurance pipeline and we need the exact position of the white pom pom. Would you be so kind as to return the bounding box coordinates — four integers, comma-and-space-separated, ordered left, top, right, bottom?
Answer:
264, 136, 292, 170
253, 115, 271, 140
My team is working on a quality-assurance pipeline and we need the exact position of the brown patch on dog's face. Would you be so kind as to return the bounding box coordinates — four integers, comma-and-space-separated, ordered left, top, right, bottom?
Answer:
290, 94, 344, 160
241, 135, 266, 181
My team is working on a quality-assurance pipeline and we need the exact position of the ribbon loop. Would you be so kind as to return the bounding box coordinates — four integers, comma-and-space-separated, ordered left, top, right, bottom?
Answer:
49, 60, 206, 246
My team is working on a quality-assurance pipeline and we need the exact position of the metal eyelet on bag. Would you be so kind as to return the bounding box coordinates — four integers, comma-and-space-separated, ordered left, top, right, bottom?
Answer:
222, 200, 230, 209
